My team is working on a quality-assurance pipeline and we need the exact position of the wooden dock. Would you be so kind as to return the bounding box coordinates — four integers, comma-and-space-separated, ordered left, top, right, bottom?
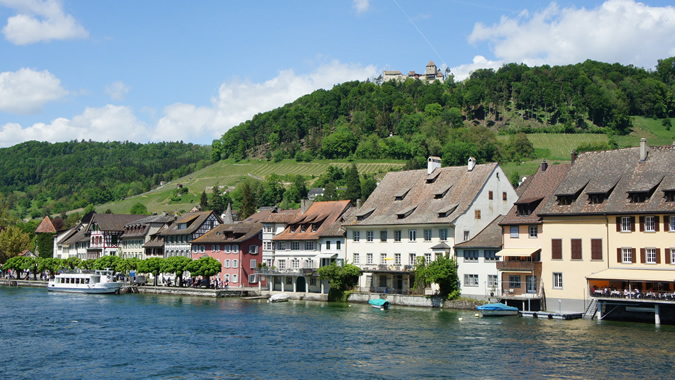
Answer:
521, 311, 583, 320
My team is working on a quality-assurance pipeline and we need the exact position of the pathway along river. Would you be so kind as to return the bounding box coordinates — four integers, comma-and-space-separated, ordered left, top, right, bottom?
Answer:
1, 287, 673, 378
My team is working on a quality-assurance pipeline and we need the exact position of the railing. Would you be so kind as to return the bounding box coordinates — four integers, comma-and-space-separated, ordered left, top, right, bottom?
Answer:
358, 264, 410, 272
589, 289, 675, 301
255, 268, 317, 276
496, 261, 541, 271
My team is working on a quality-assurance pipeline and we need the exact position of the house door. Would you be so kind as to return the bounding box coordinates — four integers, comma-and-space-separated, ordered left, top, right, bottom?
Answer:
526, 275, 537, 294
394, 275, 403, 293
296, 277, 306, 292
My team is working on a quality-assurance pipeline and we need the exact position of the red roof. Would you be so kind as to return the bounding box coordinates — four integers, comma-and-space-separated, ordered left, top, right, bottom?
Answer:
35, 216, 57, 233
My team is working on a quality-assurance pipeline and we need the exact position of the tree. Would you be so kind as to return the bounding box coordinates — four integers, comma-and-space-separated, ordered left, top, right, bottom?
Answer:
239, 181, 257, 219
200, 191, 209, 210
360, 175, 377, 202
35, 232, 54, 259
186, 256, 221, 287
344, 164, 361, 204
161, 256, 192, 287
130, 202, 149, 215
209, 184, 225, 215
138, 257, 164, 286
95, 255, 121, 271
38, 258, 63, 277
413, 255, 459, 299
317, 262, 361, 301
0, 226, 31, 263
3, 256, 29, 277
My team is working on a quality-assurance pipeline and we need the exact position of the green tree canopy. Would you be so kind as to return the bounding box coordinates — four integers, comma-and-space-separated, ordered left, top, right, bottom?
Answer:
414, 255, 459, 299
0, 226, 31, 263
130, 202, 150, 215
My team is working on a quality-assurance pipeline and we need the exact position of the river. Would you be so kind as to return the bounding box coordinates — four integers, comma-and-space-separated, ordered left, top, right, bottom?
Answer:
1, 287, 673, 379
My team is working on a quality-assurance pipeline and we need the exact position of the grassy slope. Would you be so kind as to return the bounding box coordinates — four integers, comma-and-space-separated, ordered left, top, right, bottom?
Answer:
97, 116, 674, 215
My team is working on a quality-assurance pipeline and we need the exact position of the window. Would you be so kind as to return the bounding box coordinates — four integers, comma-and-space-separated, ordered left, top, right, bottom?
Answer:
394, 230, 402, 242
304, 241, 314, 250
200, 245, 205, 253
510, 226, 519, 238
263, 242, 273, 251
671, 216, 675, 231
424, 229, 432, 241
310, 277, 317, 286
463, 250, 478, 262
487, 275, 498, 289
278, 260, 286, 270
509, 275, 521, 288
503, 192, 507, 201
367, 253, 373, 264
670, 248, 675, 264
489, 191, 493, 200
215, 245, 220, 252
248, 274, 258, 284
464, 274, 479, 287
666, 191, 675, 202
232, 259, 239, 268
463, 231, 470, 241
622, 248, 633, 263
591, 239, 602, 260
224, 274, 230, 281
291, 241, 300, 250
232, 274, 238, 283
192, 245, 198, 253
475, 210, 481, 219
224, 259, 231, 268
233, 244, 239, 253
439, 229, 448, 241
553, 273, 563, 289
529, 225, 538, 238
249, 245, 258, 254
571, 239, 582, 260
380, 253, 387, 264
353, 253, 360, 265
291, 259, 299, 269
250, 259, 256, 269
277, 242, 286, 251
408, 230, 416, 241
380, 231, 387, 242
484, 250, 497, 261
424, 253, 432, 264
552, 239, 562, 260
643, 216, 656, 232
286, 277, 292, 285
353, 231, 360, 242
336, 241, 341, 250
325, 241, 331, 250
211, 245, 216, 252
409, 253, 416, 265
646, 248, 657, 264
264, 224, 273, 233
367, 231, 374, 242
395, 253, 401, 265
621, 216, 633, 232
224, 245, 231, 253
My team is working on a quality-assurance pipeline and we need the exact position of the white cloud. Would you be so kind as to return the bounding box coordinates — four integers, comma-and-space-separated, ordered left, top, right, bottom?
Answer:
0, 105, 148, 147
0, 0, 89, 45
0, 68, 67, 114
450, 56, 504, 81
353, 0, 370, 14
153, 60, 379, 142
468, 0, 675, 69
105, 81, 130, 101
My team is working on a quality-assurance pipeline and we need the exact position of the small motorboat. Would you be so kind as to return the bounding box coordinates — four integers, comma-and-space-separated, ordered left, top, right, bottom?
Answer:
268, 293, 290, 303
477, 303, 519, 317
369, 298, 390, 310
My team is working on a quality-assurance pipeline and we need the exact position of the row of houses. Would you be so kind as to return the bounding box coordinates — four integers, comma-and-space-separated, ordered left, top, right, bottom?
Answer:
52, 140, 675, 319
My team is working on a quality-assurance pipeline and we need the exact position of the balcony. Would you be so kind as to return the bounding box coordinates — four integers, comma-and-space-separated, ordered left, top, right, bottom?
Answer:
496, 261, 541, 272
358, 264, 411, 272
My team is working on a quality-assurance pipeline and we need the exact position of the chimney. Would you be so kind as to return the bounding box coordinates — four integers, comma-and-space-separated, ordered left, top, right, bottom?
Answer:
467, 156, 476, 171
640, 138, 648, 161
571, 150, 577, 166
301, 199, 313, 214
541, 159, 548, 172
427, 156, 441, 174
356, 199, 361, 209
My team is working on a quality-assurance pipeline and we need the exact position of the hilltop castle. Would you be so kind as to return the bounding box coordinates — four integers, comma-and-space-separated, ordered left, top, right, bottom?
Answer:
383, 60, 445, 83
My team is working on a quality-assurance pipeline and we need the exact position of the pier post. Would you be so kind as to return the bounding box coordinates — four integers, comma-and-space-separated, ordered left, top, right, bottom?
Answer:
595, 301, 602, 321
281, 277, 285, 292
655, 304, 661, 326
293, 278, 297, 293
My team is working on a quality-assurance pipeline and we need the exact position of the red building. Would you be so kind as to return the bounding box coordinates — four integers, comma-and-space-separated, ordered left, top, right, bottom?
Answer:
191, 223, 263, 288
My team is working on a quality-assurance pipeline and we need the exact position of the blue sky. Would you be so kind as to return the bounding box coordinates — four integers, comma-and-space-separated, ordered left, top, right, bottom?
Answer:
1, 0, 674, 148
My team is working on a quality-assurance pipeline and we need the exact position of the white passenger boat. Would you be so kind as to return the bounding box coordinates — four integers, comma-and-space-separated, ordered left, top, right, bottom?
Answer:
47, 270, 122, 294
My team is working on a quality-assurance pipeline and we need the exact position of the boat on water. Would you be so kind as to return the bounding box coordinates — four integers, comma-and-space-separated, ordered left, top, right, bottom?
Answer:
369, 299, 390, 310
268, 293, 290, 303
47, 270, 122, 294
477, 303, 519, 317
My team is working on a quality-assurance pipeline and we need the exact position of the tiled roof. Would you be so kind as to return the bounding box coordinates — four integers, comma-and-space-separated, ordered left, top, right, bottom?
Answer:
455, 215, 504, 248
57, 225, 81, 245
501, 163, 570, 225
274, 200, 351, 241
347, 163, 497, 226
35, 216, 56, 233
161, 211, 220, 236
192, 223, 262, 244
538, 143, 675, 216
262, 209, 301, 223
89, 214, 146, 232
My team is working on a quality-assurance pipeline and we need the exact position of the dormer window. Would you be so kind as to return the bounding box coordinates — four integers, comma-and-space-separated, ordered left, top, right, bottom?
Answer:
517, 204, 531, 216
588, 194, 606, 204
290, 226, 297, 233
664, 190, 675, 202
557, 195, 574, 206
434, 185, 452, 199
301, 225, 307, 233
396, 205, 417, 219
356, 207, 375, 221
629, 192, 648, 203
312, 224, 318, 232
515, 197, 542, 216
395, 188, 411, 201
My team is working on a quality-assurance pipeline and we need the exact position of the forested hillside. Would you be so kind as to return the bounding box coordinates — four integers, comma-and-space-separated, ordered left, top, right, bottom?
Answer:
212, 58, 675, 167
0, 141, 210, 219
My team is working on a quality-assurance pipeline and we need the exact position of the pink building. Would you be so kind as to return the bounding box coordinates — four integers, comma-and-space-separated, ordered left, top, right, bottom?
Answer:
191, 223, 263, 288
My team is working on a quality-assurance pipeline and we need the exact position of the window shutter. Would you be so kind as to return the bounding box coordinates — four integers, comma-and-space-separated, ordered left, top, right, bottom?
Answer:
665, 217, 670, 232
617, 248, 621, 262
666, 249, 671, 264
640, 248, 645, 263
571, 239, 582, 260
656, 248, 661, 264
552, 239, 562, 260
630, 217, 635, 232
631, 248, 636, 263
591, 239, 602, 260
639, 216, 645, 232
654, 216, 660, 232
616, 217, 621, 232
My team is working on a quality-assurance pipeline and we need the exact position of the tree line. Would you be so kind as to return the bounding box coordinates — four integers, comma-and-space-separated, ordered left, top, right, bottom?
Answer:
212, 58, 675, 167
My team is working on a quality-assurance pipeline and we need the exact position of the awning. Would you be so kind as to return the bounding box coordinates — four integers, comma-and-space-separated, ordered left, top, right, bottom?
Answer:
496, 248, 540, 257
316, 253, 338, 259
586, 269, 675, 282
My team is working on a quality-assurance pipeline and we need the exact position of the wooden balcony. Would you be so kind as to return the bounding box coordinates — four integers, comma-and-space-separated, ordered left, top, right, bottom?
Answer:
496, 261, 541, 272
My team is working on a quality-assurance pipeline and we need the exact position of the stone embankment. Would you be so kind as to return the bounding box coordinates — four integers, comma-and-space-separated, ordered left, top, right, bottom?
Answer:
347, 292, 484, 309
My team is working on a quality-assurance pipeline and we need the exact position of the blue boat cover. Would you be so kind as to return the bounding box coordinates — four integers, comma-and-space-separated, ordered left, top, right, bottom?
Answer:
369, 299, 389, 307
477, 303, 518, 311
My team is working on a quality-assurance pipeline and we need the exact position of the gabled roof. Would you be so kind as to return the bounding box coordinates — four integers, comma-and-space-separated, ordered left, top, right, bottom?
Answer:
348, 163, 498, 226
35, 216, 56, 233
88, 213, 146, 233
274, 200, 351, 241
538, 143, 675, 216
192, 223, 262, 244
160, 210, 221, 236
501, 163, 570, 225
455, 215, 504, 249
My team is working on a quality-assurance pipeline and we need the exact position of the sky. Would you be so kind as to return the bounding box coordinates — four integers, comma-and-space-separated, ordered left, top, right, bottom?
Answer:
1, 0, 675, 148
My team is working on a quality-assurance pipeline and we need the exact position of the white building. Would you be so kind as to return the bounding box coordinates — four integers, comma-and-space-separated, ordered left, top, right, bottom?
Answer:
454, 215, 503, 300
120, 214, 175, 259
